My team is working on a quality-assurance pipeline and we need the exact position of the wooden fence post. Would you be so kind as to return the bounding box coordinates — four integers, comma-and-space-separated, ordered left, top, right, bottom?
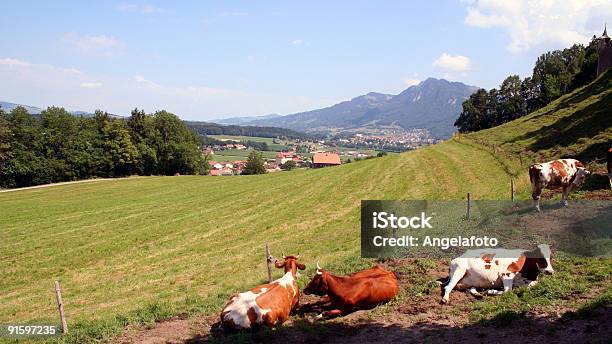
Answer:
265, 243, 273, 283
467, 192, 471, 220
511, 179, 516, 202
54, 281, 68, 335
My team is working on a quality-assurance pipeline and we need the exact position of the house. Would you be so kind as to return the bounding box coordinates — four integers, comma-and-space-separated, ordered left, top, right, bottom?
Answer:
210, 168, 234, 176
275, 152, 294, 165
312, 152, 341, 168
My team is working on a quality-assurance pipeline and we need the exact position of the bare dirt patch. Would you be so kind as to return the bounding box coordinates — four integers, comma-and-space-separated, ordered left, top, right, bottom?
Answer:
113, 259, 610, 344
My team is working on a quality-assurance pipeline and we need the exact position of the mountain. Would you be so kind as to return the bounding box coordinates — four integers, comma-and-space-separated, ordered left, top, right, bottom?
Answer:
0, 101, 106, 118
0, 101, 44, 114
213, 113, 283, 125
247, 78, 478, 138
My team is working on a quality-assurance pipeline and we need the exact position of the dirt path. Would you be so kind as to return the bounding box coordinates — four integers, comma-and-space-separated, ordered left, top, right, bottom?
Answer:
0, 177, 130, 193
113, 260, 611, 344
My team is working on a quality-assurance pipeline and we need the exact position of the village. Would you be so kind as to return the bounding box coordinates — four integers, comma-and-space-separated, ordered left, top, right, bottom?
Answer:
203, 136, 382, 176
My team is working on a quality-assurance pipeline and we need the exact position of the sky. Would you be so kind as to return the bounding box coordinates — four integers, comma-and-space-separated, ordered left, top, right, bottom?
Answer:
0, 0, 610, 120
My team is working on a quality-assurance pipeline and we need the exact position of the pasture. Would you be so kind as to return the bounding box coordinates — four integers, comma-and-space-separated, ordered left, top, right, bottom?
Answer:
1, 140, 519, 342
1, 72, 610, 343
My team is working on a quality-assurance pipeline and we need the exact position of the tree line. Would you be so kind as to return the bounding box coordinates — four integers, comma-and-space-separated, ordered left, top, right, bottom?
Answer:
455, 38, 600, 132
186, 121, 311, 140
0, 107, 209, 188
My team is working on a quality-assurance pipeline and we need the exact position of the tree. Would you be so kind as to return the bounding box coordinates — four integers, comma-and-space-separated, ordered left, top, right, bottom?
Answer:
93, 111, 138, 177
2, 107, 46, 187
152, 110, 205, 175
242, 150, 266, 175
497, 75, 527, 123
127, 108, 158, 175
0, 108, 10, 172
281, 160, 296, 171
454, 89, 489, 133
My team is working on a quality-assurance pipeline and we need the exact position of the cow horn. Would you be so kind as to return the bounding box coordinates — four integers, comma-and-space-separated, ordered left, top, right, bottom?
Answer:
316, 261, 322, 270
296, 254, 300, 259
282, 253, 286, 259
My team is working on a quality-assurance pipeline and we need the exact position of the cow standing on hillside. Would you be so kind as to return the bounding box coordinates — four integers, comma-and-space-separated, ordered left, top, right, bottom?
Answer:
219, 254, 305, 331
440, 244, 554, 304
529, 159, 590, 212
606, 148, 612, 189
301, 264, 398, 322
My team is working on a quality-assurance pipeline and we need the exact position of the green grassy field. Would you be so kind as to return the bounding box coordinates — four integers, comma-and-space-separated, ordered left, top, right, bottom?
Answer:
0, 140, 514, 340
211, 149, 279, 162
0, 72, 610, 343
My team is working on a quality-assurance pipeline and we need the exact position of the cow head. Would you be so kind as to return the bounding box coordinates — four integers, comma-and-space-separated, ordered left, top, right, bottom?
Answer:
274, 254, 306, 276
573, 167, 590, 185
521, 244, 554, 280
303, 262, 328, 296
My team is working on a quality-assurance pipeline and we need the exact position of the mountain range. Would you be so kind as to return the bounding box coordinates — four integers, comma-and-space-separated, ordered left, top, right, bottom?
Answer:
219, 78, 478, 138
0, 101, 97, 117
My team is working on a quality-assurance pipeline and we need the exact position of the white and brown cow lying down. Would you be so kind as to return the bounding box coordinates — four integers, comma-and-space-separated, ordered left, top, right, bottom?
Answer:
529, 159, 590, 212
220, 255, 305, 331
441, 244, 554, 304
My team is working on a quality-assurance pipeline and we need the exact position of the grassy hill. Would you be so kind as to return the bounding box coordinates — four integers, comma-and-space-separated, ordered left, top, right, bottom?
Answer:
0, 72, 610, 343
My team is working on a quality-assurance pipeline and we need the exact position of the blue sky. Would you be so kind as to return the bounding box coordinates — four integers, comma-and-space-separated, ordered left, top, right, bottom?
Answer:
0, 1, 609, 120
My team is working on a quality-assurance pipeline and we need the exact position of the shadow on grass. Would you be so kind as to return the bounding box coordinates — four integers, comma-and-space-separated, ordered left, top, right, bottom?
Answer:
188, 305, 611, 344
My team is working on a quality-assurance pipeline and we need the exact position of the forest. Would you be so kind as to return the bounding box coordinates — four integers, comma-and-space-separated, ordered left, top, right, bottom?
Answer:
455, 38, 601, 132
0, 107, 208, 188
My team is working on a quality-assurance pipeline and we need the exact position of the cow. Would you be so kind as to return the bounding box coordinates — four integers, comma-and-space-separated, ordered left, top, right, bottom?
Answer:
301, 263, 398, 322
440, 244, 554, 304
606, 148, 612, 189
529, 159, 590, 212
219, 254, 305, 331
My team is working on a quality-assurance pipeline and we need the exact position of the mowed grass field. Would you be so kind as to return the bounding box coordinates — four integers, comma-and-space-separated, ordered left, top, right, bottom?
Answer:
1, 72, 610, 343
0, 140, 514, 333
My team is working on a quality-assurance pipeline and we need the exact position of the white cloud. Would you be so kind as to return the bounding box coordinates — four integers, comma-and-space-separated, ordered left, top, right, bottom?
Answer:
402, 78, 421, 87
291, 39, 303, 46
0, 57, 337, 120
64, 32, 124, 56
0, 58, 31, 67
80, 82, 103, 88
432, 53, 471, 72
115, 3, 162, 14
462, 0, 612, 53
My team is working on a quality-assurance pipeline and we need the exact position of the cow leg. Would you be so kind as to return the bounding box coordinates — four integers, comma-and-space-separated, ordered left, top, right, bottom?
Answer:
532, 188, 542, 212
297, 296, 331, 313
487, 275, 515, 296
560, 186, 570, 207
441, 263, 466, 304
309, 309, 343, 323
468, 287, 483, 299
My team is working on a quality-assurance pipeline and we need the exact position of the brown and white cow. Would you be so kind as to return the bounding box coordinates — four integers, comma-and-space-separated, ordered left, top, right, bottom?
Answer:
440, 244, 554, 303
219, 255, 305, 331
529, 159, 590, 211
301, 264, 398, 321
607, 148, 612, 189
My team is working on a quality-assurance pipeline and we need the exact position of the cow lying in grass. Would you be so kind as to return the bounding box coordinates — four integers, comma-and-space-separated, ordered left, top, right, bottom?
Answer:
529, 159, 590, 212
220, 254, 305, 331
440, 244, 554, 304
301, 263, 398, 322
